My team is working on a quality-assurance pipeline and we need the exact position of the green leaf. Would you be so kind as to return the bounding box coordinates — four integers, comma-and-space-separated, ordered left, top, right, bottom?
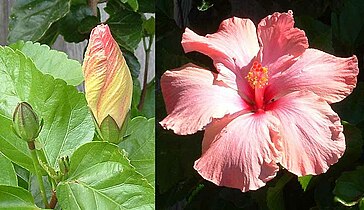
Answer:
197, 0, 214, 11
0, 46, 94, 172
8, 0, 71, 43
120, 0, 139, 11
131, 79, 155, 118
0, 185, 43, 210
142, 80, 155, 118
298, 175, 313, 192
59, 5, 99, 43
156, 129, 202, 193
30, 176, 52, 208
120, 117, 155, 187
295, 16, 333, 53
139, 0, 155, 13
71, 0, 87, 5
156, 47, 191, 78
267, 173, 293, 210
332, 122, 363, 170
14, 164, 30, 189
106, 1, 143, 52
0, 153, 17, 186
57, 142, 154, 210
131, 78, 142, 117
331, 0, 364, 51
123, 49, 141, 78
0, 114, 34, 173
143, 17, 155, 36
37, 22, 60, 46
291, 0, 330, 18
314, 178, 336, 210
333, 82, 364, 125
156, 0, 173, 18
334, 165, 364, 207
10, 41, 84, 86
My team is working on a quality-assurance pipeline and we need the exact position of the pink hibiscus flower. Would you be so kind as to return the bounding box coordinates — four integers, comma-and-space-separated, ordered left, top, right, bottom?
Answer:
160, 11, 359, 192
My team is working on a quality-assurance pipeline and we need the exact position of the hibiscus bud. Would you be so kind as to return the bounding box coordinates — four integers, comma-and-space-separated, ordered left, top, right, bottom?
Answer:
12, 102, 42, 142
58, 156, 70, 176
82, 24, 133, 134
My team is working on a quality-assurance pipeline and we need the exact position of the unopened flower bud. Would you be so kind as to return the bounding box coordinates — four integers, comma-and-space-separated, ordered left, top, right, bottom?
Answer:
58, 156, 70, 176
12, 102, 42, 142
83, 24, 133, 131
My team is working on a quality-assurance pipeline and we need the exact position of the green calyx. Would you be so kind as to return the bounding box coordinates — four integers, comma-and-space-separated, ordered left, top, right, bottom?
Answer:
98, 111, 130, 144
12, 102, 43, 142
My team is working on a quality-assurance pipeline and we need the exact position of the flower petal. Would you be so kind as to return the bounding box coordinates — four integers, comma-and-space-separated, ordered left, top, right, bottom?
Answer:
83, 24, 133, 127
267, 91, 345, 176
266, 49, 358, 104
195, 112, 281, 192
181, 17, 260, 99
160, 63, 249, 135
257, 11, 308, 69
182, 17, 259, 73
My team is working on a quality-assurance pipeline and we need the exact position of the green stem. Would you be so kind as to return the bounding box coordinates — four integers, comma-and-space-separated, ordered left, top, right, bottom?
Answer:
49, 175, 57, 191
138, 35, 154, 111
28, 141, 50, 208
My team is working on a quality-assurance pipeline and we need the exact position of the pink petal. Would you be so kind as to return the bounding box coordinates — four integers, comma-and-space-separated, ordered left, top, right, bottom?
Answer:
257, 11, 308, 71
266, 49, 358, 104
214, 63, 255, 102
195, 112, 281, 192
182, 17, 259, 71
182, 18, 259, 94
267, 91, 345, 176
160, 63, 249, 135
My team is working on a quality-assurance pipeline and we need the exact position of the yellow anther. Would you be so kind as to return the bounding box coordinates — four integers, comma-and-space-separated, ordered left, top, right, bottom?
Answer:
246, 61, 268, 89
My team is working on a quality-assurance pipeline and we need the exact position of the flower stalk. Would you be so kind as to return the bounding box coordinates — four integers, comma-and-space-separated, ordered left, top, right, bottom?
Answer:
28, 141, 49, 208
12, 102, 49, 208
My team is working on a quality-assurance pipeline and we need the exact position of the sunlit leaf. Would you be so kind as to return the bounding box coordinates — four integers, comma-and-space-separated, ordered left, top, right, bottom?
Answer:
0, 185, 43, 210
57, 142, 154, 209
298, 175, 313, 192
10, 41, 84, 86
0, 46, 94, 172
120, 117, 155, 186
0, 153, 17, 186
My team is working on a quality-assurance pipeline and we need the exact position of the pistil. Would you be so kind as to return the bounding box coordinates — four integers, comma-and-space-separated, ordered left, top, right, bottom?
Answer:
246, 61, 268, 110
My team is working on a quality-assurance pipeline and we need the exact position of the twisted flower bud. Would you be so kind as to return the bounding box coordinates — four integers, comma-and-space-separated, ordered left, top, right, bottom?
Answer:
83, 24, 133, 131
